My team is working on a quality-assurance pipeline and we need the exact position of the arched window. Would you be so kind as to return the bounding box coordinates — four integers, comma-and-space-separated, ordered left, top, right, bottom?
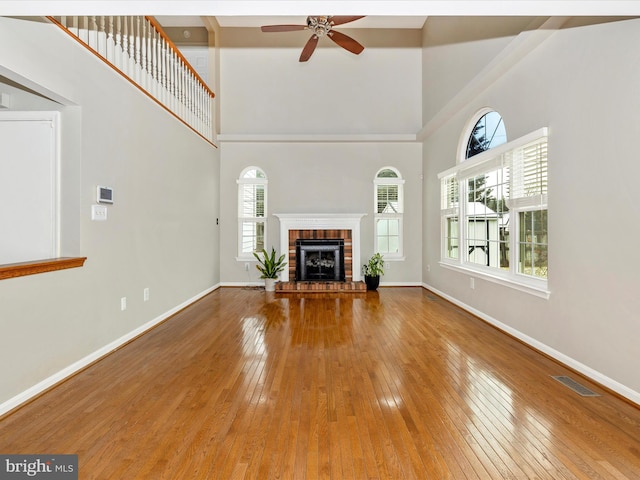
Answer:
374, 167, 404, 259
237, 167, 267, 258
465, 110, 507, 159
439, 111, 549, 296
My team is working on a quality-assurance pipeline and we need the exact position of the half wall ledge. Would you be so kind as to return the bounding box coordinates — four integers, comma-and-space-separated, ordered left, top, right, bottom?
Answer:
0, 257, 87, 280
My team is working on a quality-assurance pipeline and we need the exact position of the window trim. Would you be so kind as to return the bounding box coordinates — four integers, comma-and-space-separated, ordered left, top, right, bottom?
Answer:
237, 166, 267, 260
439, 127, 549, 298
374, 167, 405, 260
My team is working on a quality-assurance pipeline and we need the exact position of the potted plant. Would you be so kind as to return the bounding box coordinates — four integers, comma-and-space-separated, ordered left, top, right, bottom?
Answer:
253, 247, 287, 292
363, 252, 384, 291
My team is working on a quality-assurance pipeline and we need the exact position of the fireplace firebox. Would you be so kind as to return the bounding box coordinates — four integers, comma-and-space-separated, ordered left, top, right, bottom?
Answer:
296, 239, 345, 282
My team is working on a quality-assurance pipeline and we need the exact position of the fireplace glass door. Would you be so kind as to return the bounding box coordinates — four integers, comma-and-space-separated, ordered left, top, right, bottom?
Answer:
296, 239, 345, 282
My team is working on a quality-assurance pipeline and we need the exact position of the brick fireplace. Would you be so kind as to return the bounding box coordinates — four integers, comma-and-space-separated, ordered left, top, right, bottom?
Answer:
274, 213, 366, 283
289, 230, 351, 282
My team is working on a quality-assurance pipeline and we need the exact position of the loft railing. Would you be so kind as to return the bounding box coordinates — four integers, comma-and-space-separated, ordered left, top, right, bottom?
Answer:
49, 16, 216, 145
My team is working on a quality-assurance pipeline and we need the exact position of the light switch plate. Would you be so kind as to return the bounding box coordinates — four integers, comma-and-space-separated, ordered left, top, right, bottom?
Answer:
91, 204, 107, 221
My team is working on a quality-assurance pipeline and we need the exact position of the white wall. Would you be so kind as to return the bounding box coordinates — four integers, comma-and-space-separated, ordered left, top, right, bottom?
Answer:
219, 142, 422, 284
219, 27, 422, 135
0, 17, 220, 410
217, 27, 423, 285
422, 17, 640, 401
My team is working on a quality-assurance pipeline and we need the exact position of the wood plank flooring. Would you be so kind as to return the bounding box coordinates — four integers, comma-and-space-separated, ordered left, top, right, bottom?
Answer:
1, 287, 639, 479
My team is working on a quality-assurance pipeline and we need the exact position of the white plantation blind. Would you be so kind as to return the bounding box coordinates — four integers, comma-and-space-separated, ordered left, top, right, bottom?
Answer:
441, 175, 459, 215
438, 128, 548, 208
237, 167, 267, 256
507, 136, 548, 209
377, 184, 400, 214
241, 184, 265, 217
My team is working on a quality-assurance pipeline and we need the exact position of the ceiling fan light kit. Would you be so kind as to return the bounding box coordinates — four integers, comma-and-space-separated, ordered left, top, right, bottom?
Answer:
260, 15, 365, 62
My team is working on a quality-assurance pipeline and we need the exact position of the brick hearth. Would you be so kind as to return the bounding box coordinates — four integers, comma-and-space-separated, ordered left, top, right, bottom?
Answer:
275, 280, 366, 292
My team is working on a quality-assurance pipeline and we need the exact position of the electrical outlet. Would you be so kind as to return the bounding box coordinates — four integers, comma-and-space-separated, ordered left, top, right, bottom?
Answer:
470, 277, 475, 290
120, 297, 127, 310
427, 264, 431, 272
143, 288, 150, 302
245, 263, 250, 271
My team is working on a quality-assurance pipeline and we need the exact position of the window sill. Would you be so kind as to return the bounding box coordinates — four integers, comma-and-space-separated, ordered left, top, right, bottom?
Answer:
0, 257, 87, 280
382, 256, 406, 262
439, 261, 550, 299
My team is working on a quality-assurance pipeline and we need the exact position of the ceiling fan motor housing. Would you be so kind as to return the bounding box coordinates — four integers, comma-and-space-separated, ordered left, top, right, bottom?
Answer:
307, 16, 332, 37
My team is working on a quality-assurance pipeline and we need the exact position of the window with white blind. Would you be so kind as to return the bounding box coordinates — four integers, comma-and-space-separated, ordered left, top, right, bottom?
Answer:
439, 127, 549, 297
374, 167, 404, 259
237, 167, 267, 259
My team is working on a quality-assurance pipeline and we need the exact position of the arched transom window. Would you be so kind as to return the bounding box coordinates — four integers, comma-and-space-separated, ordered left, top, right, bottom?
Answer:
465, 110, 507, 159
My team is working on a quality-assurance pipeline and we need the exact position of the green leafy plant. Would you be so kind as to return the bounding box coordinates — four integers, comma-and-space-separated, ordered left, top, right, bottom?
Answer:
363, 252, 385, 277
253, 247, 287, 279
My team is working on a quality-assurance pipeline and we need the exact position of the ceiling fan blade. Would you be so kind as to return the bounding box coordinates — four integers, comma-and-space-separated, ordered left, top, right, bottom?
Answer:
261, 25, 307, 33
327, 30, 364, 55
328, 16, 365, 26
299, 35, 319, 62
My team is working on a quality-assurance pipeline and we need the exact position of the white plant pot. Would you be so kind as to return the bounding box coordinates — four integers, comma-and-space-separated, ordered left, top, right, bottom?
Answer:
264, 278, 276, 292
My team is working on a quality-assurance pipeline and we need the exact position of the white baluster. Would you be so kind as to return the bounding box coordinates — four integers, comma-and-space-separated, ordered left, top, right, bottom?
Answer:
69, 16, 78, 37
161, 38, 168, 105
176, 59, 181, 117
151, 27, 158, 98
143, 20, 149, 88
89, 16, 97, 48
96, 16, 107, 57
80, 17, 89, 44
190, 74, 196, 126
129, 17, 136, 80
114, 17, 122, 71
106, 16, 114, 64
170, 49, 176, 111
121, 16, 129, 76
134, 16, 141, 85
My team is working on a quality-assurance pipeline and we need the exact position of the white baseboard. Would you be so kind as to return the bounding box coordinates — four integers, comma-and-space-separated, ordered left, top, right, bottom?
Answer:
422, 283, 640, 406
220, 281, 264, 287
0, 284, 220, 417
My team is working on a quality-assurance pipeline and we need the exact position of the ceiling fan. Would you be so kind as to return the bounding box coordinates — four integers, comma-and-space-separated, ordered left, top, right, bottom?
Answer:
260, 16, 365, 62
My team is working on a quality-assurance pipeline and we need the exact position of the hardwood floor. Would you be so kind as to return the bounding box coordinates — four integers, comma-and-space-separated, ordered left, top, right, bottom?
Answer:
1, 287, 639, 479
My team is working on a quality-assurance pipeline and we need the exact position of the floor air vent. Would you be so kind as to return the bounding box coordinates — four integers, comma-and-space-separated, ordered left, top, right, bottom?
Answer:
551, 376, 600, 397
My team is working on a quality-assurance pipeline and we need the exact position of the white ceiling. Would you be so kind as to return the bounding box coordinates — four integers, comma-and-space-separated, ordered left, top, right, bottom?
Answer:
156, 15, 427, 30
212, 16, 428, 29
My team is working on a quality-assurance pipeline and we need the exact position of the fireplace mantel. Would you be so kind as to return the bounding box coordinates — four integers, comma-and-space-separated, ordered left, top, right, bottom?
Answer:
273, 213, 366, 282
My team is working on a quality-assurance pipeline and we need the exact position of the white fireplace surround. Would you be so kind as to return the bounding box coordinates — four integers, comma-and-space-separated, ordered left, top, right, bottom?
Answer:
273, 213, 366, 282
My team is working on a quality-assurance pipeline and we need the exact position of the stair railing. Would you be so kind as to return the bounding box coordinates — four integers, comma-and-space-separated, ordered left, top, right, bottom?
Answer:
49, 16, 216, 145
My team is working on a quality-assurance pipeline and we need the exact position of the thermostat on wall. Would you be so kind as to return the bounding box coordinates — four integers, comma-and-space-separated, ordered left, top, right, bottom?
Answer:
97, 185, 114, 204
